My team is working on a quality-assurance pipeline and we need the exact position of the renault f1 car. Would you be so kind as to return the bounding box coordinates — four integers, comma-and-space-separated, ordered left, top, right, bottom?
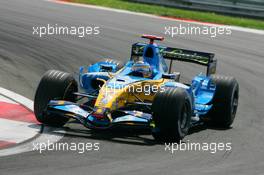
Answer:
34, 35, 239, 142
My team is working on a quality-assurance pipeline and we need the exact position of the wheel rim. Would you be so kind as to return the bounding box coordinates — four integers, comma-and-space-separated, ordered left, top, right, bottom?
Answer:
63, 81, 77, 102
232, 91, 238, 116
180, 103, 188, 129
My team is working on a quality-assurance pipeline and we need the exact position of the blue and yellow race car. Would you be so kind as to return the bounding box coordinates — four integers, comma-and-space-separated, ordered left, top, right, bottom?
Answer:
34, 35, 239, 142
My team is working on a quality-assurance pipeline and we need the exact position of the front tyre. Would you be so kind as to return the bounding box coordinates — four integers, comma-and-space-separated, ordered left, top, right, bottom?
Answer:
152, 88, 192, 142
34, 70, 78, 127
207, 75, 239, 128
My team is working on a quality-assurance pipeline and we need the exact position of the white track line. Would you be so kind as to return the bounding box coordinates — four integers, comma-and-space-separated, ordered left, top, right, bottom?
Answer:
0, 127, 65, 157
0, 118, 39, 143
0, 87, 65, 157
47, 0, 264, 35
0, 95, 17, 104
0, 87, 33, 111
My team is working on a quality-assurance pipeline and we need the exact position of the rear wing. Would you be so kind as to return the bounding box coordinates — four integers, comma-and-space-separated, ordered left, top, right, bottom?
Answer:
131, 43, 217, 76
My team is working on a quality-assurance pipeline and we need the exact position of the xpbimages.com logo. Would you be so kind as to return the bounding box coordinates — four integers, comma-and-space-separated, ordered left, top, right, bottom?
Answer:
32, 24, 100, 38
165, 24, 232, 38
100, 82, 166, 96
33, 140, 100, 154
164, 140, 232, 154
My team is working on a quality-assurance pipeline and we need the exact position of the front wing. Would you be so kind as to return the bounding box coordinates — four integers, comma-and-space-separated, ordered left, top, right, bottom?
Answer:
46, 100, 152, 129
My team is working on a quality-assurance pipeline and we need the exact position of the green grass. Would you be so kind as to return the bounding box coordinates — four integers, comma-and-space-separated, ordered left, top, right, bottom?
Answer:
72, 0, 264, 30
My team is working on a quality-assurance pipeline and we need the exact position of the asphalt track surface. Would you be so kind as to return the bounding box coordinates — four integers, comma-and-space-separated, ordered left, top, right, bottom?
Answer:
1, 0, 264, 174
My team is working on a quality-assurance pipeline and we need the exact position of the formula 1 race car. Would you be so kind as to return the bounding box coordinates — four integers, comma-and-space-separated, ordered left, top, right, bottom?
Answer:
34, 34, 239, 142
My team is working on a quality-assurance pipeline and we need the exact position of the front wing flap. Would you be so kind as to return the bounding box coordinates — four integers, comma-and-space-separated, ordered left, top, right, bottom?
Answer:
46, 100, 152, 129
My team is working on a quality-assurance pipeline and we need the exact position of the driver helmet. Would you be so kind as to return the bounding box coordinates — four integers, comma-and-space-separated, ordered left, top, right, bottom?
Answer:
131, 61, 152, 78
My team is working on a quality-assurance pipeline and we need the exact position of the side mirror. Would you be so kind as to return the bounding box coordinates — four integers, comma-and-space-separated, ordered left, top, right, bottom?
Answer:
100, 64, 113, 72
162, 72, 180, 82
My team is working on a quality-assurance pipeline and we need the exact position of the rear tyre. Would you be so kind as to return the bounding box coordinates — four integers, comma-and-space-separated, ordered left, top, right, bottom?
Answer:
152, 88, 192, 142
34, 70, 78, 127
207, 75, 239, 128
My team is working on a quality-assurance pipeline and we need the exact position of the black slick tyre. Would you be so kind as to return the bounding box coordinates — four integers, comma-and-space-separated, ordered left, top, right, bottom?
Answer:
152, 88, 192, 142
34, 70, 78, 127
207, 75, 239, 128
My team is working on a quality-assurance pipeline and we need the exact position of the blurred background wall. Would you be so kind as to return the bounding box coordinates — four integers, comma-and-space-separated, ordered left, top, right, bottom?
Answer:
130, 0, 264, 19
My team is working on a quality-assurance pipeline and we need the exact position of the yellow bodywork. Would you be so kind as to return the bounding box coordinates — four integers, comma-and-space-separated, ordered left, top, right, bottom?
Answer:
94, 78, 169, 114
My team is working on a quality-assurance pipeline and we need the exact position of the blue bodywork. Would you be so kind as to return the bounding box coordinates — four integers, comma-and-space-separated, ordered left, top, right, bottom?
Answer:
47, 36, 217, 129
